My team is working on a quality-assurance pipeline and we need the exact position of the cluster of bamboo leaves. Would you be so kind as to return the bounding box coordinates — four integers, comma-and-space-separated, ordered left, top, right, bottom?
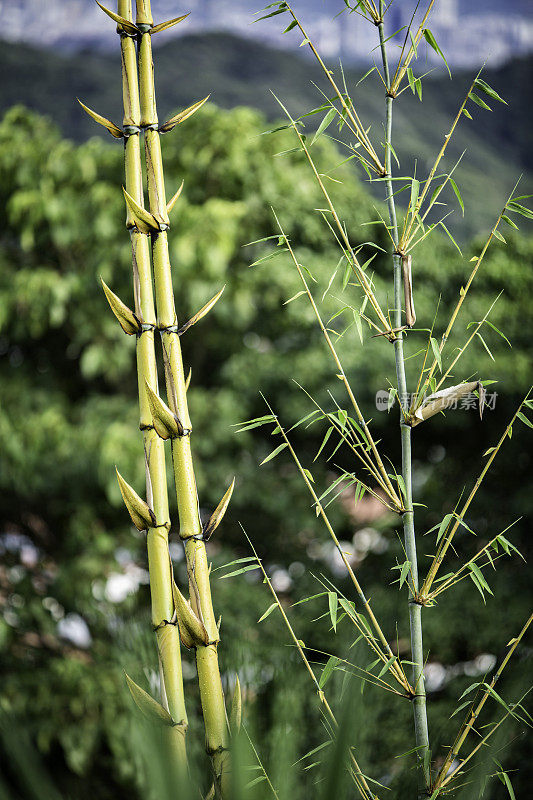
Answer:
227, 1, 533, 797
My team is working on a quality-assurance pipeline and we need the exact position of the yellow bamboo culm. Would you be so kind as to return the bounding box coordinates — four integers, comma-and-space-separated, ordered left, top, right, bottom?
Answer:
116, 0, 187, 771
134, 0, 230, 794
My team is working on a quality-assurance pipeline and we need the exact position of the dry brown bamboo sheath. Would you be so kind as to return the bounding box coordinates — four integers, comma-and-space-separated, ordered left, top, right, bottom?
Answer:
134, 0, 230, 793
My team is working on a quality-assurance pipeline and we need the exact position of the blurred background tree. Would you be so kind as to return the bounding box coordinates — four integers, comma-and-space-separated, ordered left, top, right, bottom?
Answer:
0, 36, 532, 800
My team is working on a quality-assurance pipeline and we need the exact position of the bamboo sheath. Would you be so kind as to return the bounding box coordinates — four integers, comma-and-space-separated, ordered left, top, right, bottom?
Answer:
118, 0, 187, 765
134, 0, 230, 792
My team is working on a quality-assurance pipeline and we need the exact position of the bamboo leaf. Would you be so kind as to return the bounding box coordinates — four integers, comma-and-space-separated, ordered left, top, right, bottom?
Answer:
319, 655, 339, 689
475, 78, 507, 105
312, 108, 336, 144
313, 426, 333, 462
151, 14, 189, 34
430, 337, 442, 372
449, 178, 464, 215
328, 592, 338, 632
260, 442, 288, 465
469, 91, 492, 111
220, 564, 260, 579
77, 99, 123, 138
423, 29, 451, 77
145, 381, 182, 439
517, 411, 533, 429
229, 676, 242, 733
159, 96, 210, 133
203, 478, 235, 540
177, 286, 225, 336
94, 1, 140, 35
124, 674, 174, 725
399, 560, 411, 588
123, 188, 160, 233
258, 603, 278, 623
116, 468, 156, 530
101, 279, 140, 335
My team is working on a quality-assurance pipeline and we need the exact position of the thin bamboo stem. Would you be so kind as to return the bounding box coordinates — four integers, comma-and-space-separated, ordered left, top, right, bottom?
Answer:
117, 0, 187, 764
249, 538, 379, 800
433, 613, 533, 792
421, 392, 531, 599
267, 408, 412, 694
378, 11, 431, 795
134, 2, 229, 792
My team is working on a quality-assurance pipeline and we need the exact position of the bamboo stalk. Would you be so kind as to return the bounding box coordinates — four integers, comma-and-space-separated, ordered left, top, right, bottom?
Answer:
377, 9, 431, 795
116, 0, 188, 765
134, 2, 230, 793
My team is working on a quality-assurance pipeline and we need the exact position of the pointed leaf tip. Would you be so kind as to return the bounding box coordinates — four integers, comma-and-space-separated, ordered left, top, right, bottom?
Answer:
122, 187, 160, 233
124, 673, 174, 726
159, 96, 210, 133
116, 468, 156, 530
101, 279, 140, 335
167, 180, 184, 216
203, 478, 235, 541
145, 381, 182, 439
151, 13, 190, 34
94, 1, 140, 35
178, 286, 225, 336
229, 676, 242, 733
77, 99, 123, 138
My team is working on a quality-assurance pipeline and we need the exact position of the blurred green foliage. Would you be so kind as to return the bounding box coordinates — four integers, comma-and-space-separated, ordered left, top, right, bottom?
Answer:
0, 101, 531, 799
1, 33, 532, 240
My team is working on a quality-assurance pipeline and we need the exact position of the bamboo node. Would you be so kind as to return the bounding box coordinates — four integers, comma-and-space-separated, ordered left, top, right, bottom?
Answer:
159, 324, 179, 333
153, 618, 179, 631
123, 125, 141, 137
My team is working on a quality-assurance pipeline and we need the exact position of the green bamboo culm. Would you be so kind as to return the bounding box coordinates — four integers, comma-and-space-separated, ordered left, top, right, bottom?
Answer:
110, 0, 188, 773
134, 0, 231, 794
377, 2, 430, 796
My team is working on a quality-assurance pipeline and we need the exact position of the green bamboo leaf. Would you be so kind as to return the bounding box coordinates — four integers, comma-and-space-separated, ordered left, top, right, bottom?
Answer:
399, 560, 411, 588
319, 655, 339, 689
436, 513, 454, 543
328, 592, 338, 632
469, 91, 492, 111
260, 442, 288, 465
474, 78, 507, 105
423, 29, 451, 77
378, 655, 397, 679
312, 108, 337, 144
501, 214, 519, 229
258, 603, 278, 623
516, 411, 533, 429
220, 565, 260, 579
303, 468, 315, 483
234, 415, 276, 433
449, 178, 464, 215
125, 674, 173, 726
493, 229, 506, 243
229, 676, 242, 733
430, 337, 442, 372
313, 427, 333, 462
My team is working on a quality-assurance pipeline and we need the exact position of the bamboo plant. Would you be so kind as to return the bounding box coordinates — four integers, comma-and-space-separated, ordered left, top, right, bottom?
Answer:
80, 1, 236, 795
238, 0, 533, 796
